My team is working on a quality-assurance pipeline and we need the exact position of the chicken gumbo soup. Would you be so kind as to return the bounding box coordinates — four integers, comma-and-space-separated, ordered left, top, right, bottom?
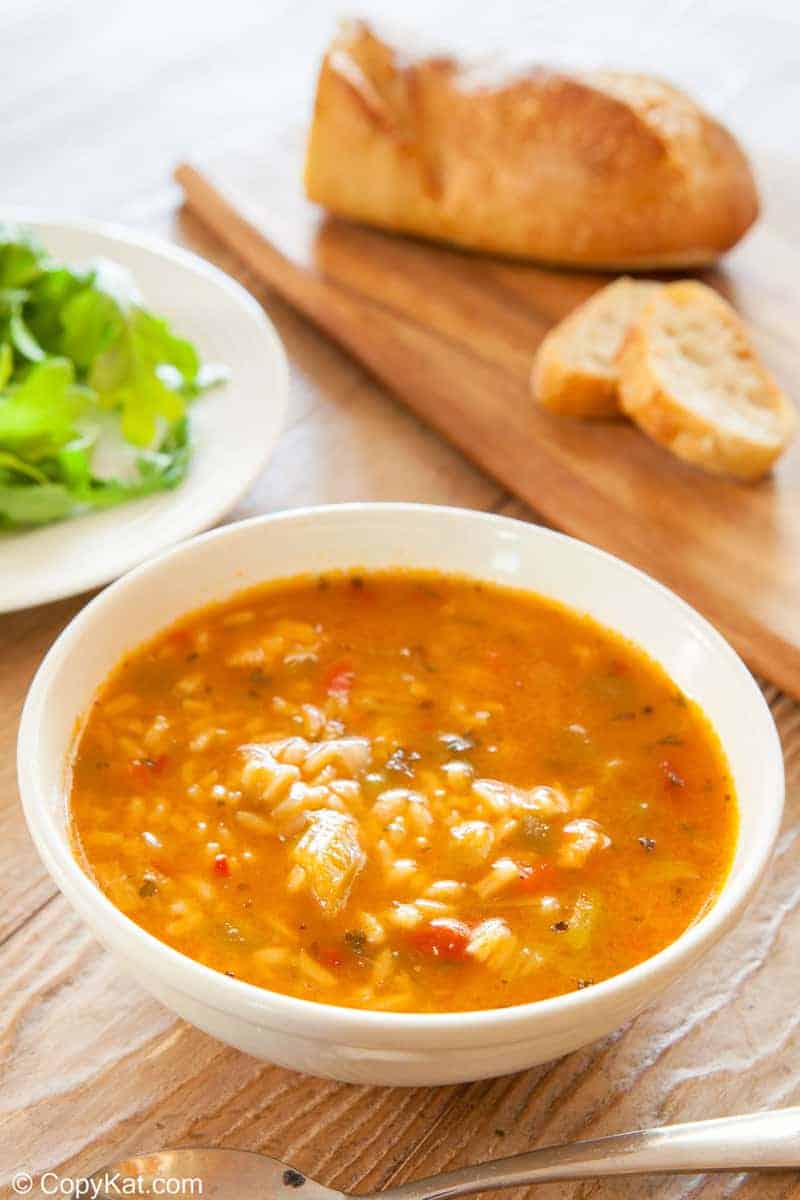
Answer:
70, 570, 737, 1013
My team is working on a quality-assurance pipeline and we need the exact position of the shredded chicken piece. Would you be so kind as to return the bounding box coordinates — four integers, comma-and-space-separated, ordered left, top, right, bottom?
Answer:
558, 818, 611, 868
292, 809, 366, 915
449, 819, 495, 867
472, 778, 570, 817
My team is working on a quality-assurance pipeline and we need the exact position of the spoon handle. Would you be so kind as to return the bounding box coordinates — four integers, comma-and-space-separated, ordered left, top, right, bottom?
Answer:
376, 1108, 800, 1199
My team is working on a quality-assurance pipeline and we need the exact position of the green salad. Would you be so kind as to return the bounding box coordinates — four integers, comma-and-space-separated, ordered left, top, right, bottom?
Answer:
0, 226, 222, 529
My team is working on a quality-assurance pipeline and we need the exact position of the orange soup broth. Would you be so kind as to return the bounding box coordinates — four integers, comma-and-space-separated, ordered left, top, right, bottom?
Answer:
69, 571, 738, 1013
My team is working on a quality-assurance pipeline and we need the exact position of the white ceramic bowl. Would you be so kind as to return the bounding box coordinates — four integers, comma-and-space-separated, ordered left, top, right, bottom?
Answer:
18, 504, 784, 1086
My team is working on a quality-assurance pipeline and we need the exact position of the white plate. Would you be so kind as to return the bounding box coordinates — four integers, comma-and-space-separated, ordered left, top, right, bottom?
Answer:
0, 218, 288, 613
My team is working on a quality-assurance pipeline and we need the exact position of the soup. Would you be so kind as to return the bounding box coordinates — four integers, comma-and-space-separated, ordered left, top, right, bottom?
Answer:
69, 571, 737, 1013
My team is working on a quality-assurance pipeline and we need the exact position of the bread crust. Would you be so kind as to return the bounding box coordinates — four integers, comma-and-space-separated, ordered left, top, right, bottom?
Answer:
304, 22, 760, 268
532, 353, 620, 418
617, 282, 796, 480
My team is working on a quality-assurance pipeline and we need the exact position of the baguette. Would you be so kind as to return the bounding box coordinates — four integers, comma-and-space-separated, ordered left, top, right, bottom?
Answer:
532, 278, 661, 416
617, 281, 796, 480
304, 21, 759, 269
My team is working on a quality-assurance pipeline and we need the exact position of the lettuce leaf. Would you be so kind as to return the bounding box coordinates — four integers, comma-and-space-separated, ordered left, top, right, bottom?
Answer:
90, 308, 199, 445
0, 227, 46, 289
0, 227, 220, 529
0, 358, 90, 457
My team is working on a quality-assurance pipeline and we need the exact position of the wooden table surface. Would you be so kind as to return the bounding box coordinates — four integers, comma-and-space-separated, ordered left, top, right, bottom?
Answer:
2, 1, 800, 1196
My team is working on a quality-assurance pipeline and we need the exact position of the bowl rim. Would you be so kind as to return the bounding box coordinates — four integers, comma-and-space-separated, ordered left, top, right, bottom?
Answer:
18, 502, 785, 1041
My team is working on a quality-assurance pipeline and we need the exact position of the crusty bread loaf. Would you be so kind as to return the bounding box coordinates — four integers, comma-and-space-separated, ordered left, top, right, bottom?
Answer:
304, 22, 759, 269
532, 279, 661, 416
617, 281, 796, 480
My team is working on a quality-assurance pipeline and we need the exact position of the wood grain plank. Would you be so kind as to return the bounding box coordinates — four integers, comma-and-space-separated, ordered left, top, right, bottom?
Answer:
3, 2, 800, 1195
175, 210, 506, 519
0, 596, 86, 943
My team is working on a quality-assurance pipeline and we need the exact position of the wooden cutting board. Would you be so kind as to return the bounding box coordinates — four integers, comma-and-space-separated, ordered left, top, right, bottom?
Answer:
175, 141, 800, 699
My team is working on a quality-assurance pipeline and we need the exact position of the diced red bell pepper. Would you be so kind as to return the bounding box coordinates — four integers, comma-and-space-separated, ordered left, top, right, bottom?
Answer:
410, 918, 471, 961
322, 660, 355, 697
316, 946, 345, 969
213, 854, 231, 878
517, 861, 558, 893
128, 755, 169, 785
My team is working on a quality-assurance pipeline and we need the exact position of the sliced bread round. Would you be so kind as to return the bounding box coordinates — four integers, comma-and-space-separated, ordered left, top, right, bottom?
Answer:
532, 278, 661, 417
617, 281, 796, 480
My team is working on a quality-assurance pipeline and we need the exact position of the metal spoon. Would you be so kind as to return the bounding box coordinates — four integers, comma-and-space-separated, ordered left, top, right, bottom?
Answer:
92, 1108, 800, 1197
